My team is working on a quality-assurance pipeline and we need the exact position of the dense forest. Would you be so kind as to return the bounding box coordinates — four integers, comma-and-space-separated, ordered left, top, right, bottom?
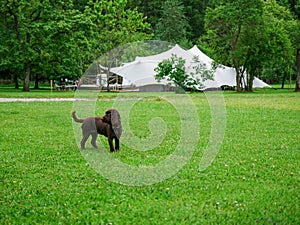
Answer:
0, 0, 299, 91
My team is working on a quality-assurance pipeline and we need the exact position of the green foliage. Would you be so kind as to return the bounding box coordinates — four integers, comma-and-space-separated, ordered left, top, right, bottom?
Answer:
201, 0, 298, 91
259, 0, 295, 82
183, 0, 213, 43
154, 54, 215, 91
0, 0, 151, 91
0, 91, 299, 224
91, 0, 151, 54
0, 0, 94, 90
154, 0, 191, 45
1, 0, 300, 92
155, 55, 187, 91
131, 0, 212, 44
202, 0, 265, 92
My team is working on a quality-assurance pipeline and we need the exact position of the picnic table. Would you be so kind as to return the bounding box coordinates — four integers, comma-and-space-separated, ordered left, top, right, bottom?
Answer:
54, 80, 78, 91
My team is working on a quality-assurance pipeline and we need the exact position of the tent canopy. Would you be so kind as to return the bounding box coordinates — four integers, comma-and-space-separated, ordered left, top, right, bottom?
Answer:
110, 60, 169, 87
102, 44, 270, 90
188, 45, 270, 88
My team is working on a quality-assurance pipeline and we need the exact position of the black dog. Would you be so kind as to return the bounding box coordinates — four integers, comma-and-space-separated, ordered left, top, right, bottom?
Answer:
72, 109, 122, 152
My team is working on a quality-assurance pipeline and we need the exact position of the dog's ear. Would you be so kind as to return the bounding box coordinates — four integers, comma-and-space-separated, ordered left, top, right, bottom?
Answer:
110, 109, 122, 139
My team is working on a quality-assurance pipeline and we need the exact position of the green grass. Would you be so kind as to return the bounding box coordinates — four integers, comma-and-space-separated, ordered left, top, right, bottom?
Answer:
0, 89, 299, 224
0, 85, 75, 98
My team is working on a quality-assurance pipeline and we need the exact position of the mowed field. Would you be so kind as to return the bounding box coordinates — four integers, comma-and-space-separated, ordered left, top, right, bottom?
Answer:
0, 88, 299, 224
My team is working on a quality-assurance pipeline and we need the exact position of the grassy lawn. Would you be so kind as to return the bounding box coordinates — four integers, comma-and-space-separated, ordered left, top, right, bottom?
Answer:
0, 87, 299, 224
0, 85, 76, 98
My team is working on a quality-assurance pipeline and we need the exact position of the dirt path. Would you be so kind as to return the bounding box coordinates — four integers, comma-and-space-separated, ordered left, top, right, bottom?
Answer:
0, 98, 89, 102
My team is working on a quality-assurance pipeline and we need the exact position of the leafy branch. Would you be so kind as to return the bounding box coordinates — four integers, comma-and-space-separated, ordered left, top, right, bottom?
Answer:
154, 54, 215, 92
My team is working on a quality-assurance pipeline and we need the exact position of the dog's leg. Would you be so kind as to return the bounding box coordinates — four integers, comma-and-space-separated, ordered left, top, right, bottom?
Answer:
105, 126, 115, 152
115, 138, 120, 151
108, 137, 115, 152
91, 132, 99, 149
81, 131, 90, 150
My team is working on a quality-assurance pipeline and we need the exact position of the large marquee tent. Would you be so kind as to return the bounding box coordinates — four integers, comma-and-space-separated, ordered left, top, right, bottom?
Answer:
105, 44, 270, 91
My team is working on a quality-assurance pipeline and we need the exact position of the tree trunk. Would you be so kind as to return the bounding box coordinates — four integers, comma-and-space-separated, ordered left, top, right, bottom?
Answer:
23, 32, 31, 92
295, 48, 300, 92
247, 73, 254, 92
235, 67, 242, 92
14, 73, 19, 89
23, 61, 31, 92
232, 25, 242, 92
34, 74, 39, 89
281, 74, 287, 89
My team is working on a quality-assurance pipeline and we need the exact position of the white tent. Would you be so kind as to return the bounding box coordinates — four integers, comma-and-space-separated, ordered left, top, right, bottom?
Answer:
188, 45, 271, 88
111, 44, 213, 89
106, 44, 270, 90
110, 60, 169, 87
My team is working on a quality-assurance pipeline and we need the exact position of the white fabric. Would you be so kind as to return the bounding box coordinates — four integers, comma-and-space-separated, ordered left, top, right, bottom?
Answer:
104, 44, 270, 89
188, 45, 214, 64
110, 60, 169, 87
136, 44, 195, 63
188, 45, 270, 88
112, 45, 204, 87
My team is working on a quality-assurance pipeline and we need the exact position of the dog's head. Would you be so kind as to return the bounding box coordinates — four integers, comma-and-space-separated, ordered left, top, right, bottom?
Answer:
103, 109, 122, 139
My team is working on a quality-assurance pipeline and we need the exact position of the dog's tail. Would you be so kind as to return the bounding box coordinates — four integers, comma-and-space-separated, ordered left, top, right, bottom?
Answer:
71, 111, 84, 123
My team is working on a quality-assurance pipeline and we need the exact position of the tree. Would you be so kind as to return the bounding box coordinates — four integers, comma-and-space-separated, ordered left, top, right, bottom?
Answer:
87, 0, 151, 91
128, 0, 213, 45
154, 54, 214, 93
0, 10, 23, 88
202, 0, 296, 92
154, 0, 191, 47
0, 0, 151, 91
0, 0, 39, 91
260, 0, 295, 88
127, 0, 163, 29
0, 0, 93, 91
39, 2, 94, 85
183, 0, 213, 44
271, 0, 300, 91
202, 0, 264, 92
285, 0, 300, 92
